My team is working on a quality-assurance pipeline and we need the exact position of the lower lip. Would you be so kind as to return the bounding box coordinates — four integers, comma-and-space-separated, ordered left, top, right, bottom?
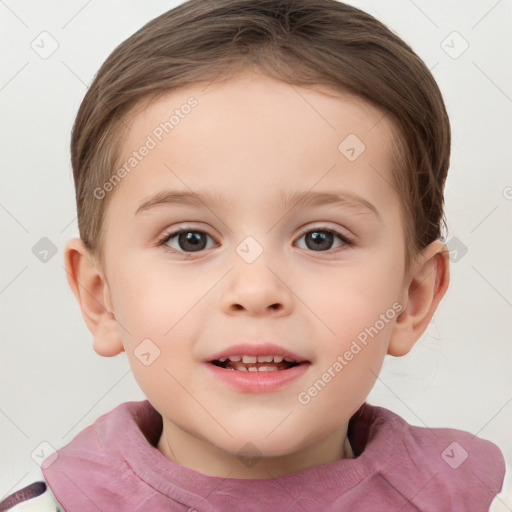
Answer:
205, 362, 310, 393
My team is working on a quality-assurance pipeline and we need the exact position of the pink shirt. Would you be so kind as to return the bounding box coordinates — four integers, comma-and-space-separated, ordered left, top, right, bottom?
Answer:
42, 400, 505, 511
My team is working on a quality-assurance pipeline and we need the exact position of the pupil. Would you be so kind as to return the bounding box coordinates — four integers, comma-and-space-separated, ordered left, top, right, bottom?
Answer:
179, 231, 206, 252
306, 231, 333, 251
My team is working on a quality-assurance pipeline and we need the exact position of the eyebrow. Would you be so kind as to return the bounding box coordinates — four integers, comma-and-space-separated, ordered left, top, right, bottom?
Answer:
135, 189, 381, 221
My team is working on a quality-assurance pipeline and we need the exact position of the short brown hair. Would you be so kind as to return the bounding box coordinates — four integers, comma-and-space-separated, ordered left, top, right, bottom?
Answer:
71, 0, 450, 272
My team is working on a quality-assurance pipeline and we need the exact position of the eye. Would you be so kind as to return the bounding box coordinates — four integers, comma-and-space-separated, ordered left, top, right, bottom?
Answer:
295, 228, 352, 252
159, 229, 217, 254
157, 226, 353, 255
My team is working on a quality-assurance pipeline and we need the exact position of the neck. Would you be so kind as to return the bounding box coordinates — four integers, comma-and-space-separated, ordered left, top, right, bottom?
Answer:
157, 419, 354, 478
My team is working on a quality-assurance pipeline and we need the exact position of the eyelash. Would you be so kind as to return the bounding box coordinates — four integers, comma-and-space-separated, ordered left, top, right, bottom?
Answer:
157, 226, 354, 256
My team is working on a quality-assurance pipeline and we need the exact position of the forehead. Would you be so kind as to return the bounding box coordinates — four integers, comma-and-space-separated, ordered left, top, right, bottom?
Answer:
110, 70, 399, 216
125, 70, 395, 145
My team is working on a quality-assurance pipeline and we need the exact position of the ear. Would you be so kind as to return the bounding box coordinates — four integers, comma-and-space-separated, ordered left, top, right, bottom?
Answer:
64, 238, 124, 357
388, 240, 450, 356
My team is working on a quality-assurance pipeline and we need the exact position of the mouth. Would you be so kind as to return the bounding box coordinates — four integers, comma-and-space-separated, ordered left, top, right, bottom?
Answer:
209, 355, 304, 372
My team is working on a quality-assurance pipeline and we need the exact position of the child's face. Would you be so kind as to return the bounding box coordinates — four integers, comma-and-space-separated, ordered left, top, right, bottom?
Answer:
96, 70, 411, 475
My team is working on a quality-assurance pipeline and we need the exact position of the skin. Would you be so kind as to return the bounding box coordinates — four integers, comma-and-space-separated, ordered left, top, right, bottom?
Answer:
65, 68, 449, 478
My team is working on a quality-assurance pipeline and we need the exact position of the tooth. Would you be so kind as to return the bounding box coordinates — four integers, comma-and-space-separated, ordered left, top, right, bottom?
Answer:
248, 366, 258, 372
257, 366, 278, 372
229, 355, 242, 362
283, 357, 296, 363
272, 355, 283, 363
219, 357, 227, 362
242, 355, 257, 363
237, 366, 248, 371
257, 355, 273, 363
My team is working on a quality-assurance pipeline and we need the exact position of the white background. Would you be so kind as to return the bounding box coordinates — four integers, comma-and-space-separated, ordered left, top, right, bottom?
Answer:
1, 0, 511, 507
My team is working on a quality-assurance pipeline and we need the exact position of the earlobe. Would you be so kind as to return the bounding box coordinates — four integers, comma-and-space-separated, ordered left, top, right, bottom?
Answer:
388, 240, 450, 356
64, 238, 125, 357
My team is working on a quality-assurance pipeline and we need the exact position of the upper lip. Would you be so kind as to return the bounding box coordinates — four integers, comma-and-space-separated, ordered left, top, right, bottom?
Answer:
206, 342, 309, 363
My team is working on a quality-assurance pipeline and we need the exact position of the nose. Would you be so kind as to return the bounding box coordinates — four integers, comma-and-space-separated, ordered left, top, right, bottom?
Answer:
220, 257, 294, 317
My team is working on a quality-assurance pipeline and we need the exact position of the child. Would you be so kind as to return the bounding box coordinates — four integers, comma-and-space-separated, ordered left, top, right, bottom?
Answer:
1, 0, 505, 510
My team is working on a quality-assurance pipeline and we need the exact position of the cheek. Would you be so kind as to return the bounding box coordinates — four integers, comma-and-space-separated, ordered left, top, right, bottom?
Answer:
316, 269, 402, 344
109, 259, 206, 341
108, 259, 210, 380
299, 304, 394, 419
304, 252, 403, 397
